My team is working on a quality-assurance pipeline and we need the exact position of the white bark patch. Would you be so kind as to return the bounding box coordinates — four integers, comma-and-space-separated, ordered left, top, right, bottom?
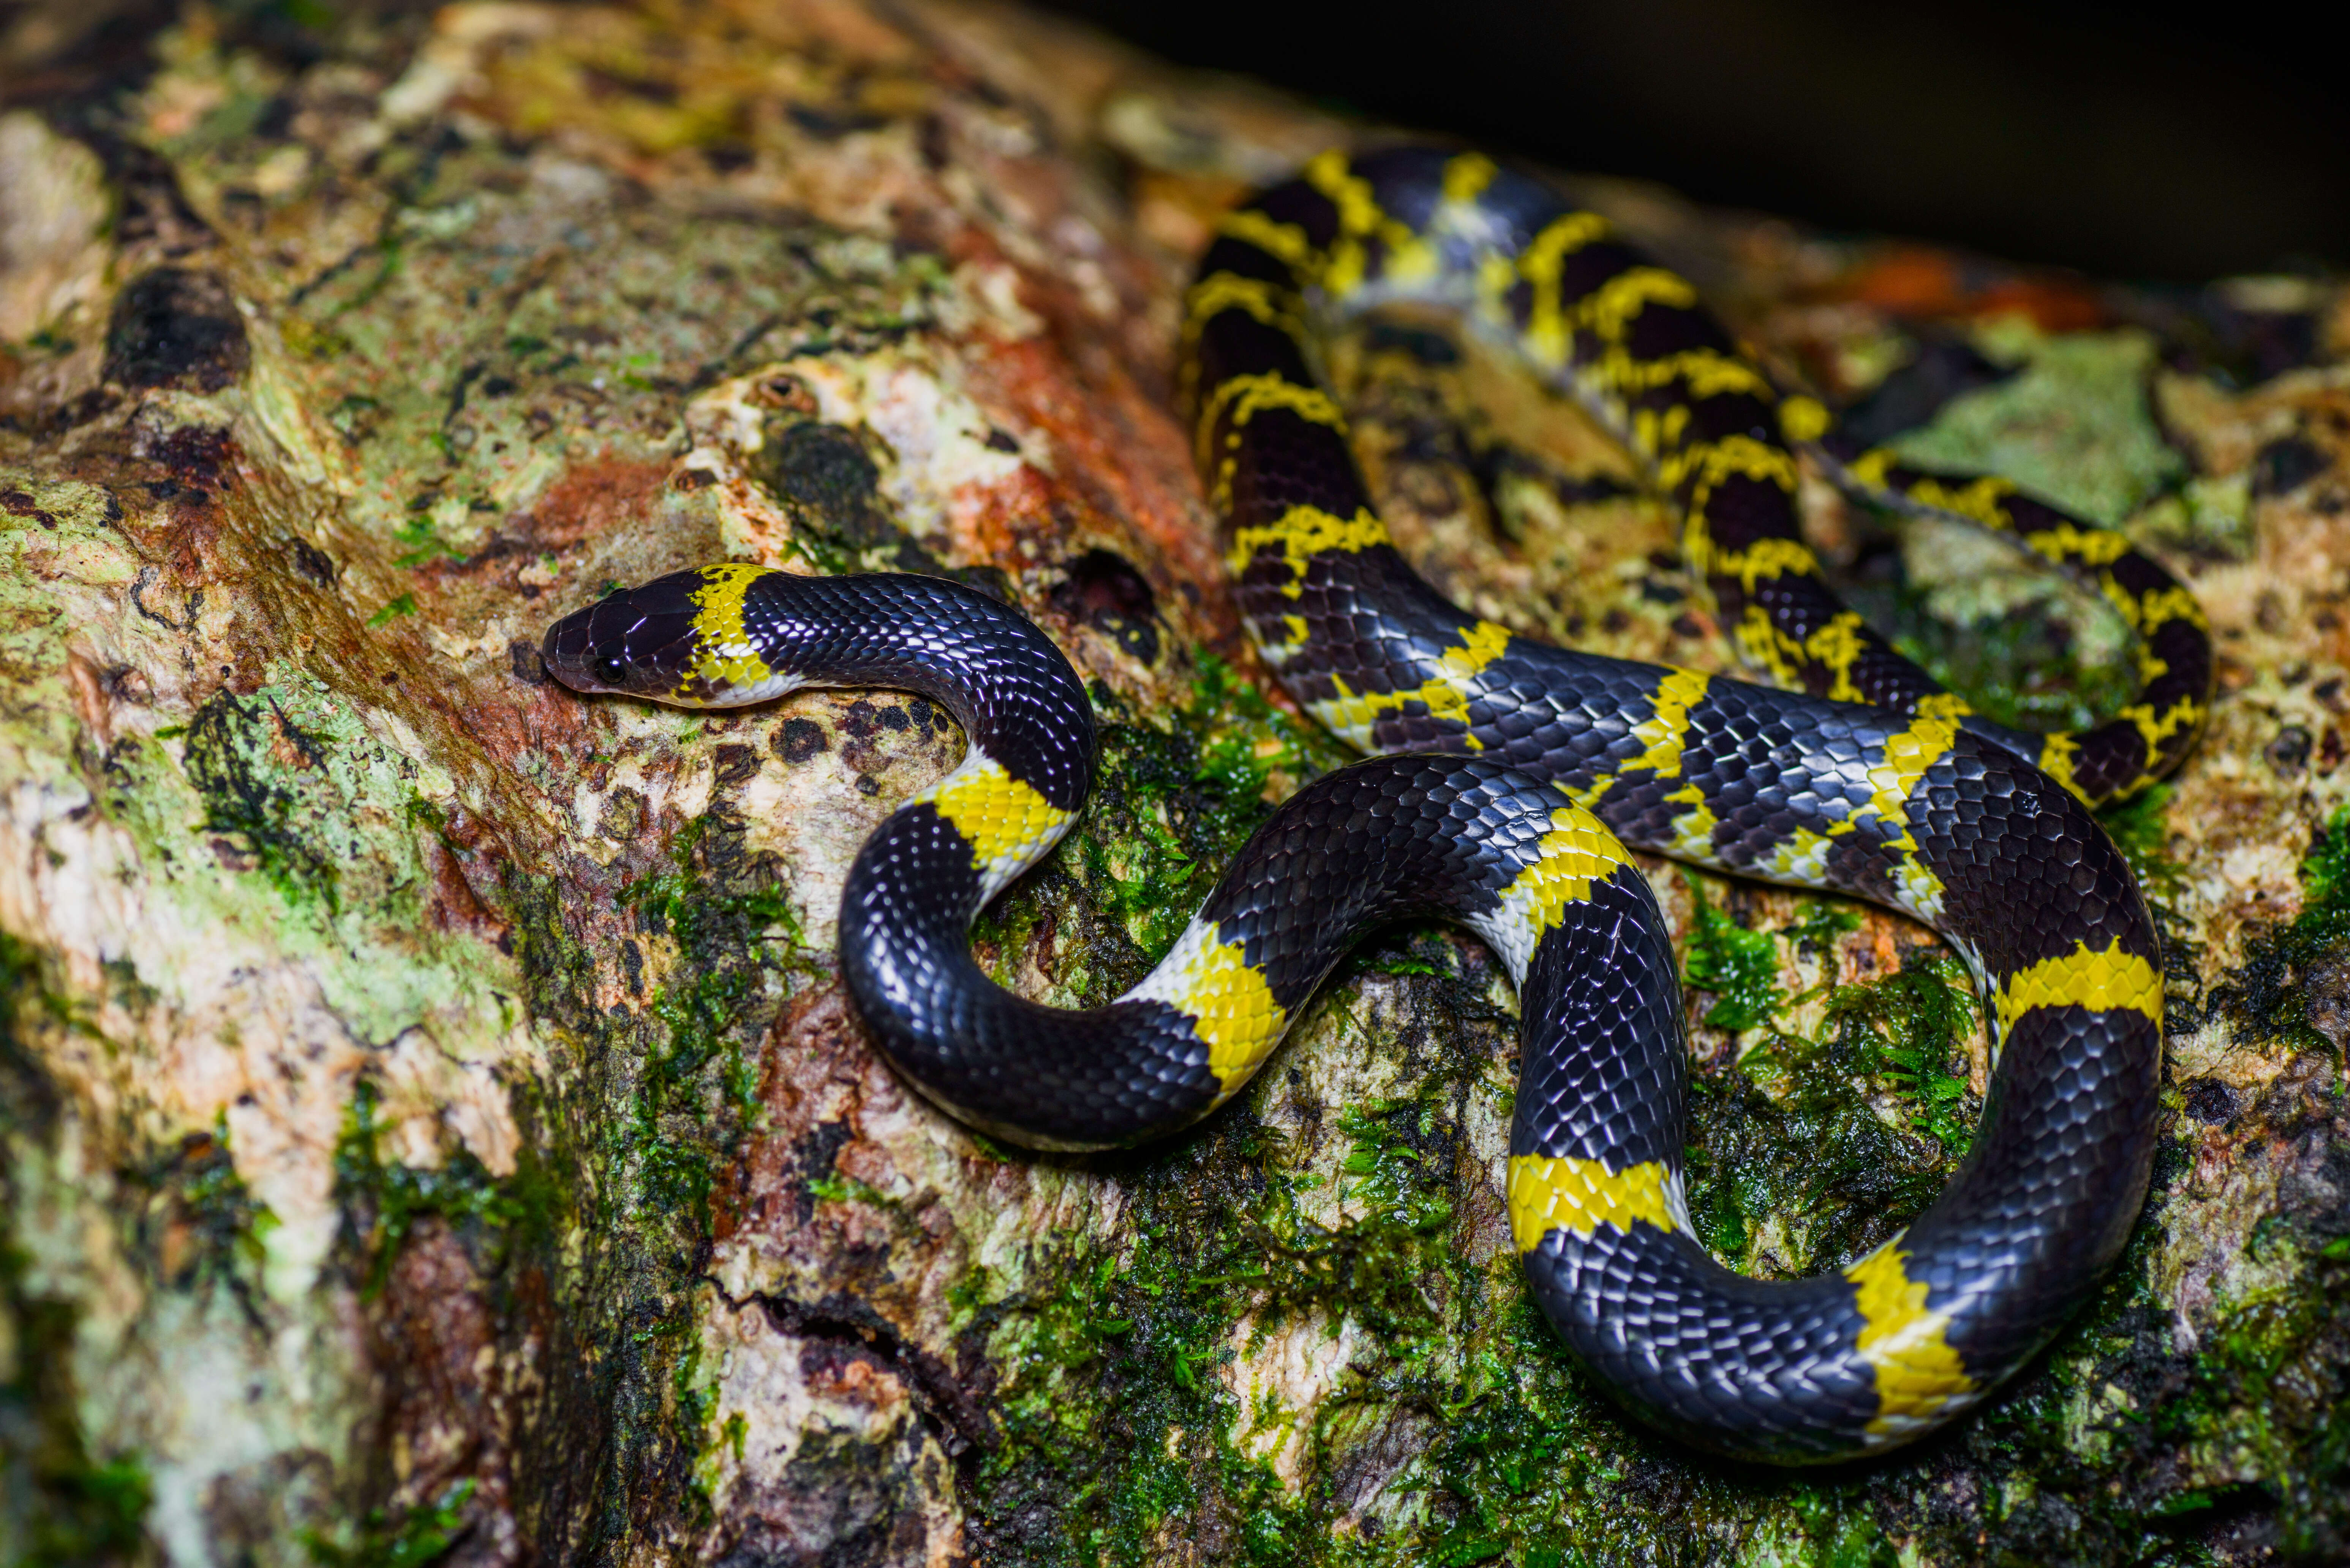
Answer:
691, 1289, 964, 1567
1225, 1311, 1367, 1488
788, 345, 1034, 553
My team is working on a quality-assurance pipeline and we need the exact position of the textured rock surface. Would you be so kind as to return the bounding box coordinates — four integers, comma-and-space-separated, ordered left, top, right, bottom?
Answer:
2, 3, 2345, 1564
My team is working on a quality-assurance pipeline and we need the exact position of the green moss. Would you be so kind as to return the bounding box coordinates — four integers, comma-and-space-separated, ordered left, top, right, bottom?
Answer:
1682, 873, 1785, 1033
1082, 657, 1336, 957
2, 1452, 154, 1568
1887, 594, 2140, 737
620, 815, 814, 1220
960, 1117, 1324, 1565
2299, 807, 2350, 911
1822, 951, 1982, 1159
302, 1478, 477, 1568
1837, 324, 2187, 740
991, 663, 1344, 992
805, 1171, 892, 1208
953, 902, 1515, 1562
493, 853, 737, 1551
112, 673, 506, 1049
490, 807, 820, 1533
1781, 900, 1862, 957
1688, 1027, 1960, 1277
950, 725, 2062, 1563
367, 593, 419, 627
144, 1115, 280, 1293
969, 657, 1342, 1011
333, 1078, 524, 1299
1879, 1099, 2350, 1563
391, 512, 467, 568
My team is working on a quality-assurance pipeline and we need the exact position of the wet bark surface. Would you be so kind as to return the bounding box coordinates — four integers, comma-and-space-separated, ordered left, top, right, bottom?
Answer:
1, 3, 2345, 1564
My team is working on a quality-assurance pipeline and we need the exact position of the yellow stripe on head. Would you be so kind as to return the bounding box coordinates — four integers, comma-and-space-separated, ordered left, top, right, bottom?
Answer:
1508, 1155, 1682, 1250
923, 756, 1075, 900
1847, 1237, 1974, 1440
681, 563, 777, 696
1127, 917, 1287, 1096
1992, 939, 2162, 1045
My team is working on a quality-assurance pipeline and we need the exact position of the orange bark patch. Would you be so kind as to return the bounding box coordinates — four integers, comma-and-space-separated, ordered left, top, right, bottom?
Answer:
1841, 245, 2107, 332
962, 333, 1240, 654
521, 453, 673, 548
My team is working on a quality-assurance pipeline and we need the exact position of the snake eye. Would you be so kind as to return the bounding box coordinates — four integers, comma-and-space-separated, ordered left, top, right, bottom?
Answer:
593, 655, 627, 684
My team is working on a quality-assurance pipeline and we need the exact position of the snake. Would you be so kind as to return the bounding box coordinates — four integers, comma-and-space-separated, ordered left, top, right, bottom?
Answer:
539, 146, 2210, 1463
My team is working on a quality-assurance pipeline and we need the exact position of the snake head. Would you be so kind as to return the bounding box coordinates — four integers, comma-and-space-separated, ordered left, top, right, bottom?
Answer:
540, 572, 703, 701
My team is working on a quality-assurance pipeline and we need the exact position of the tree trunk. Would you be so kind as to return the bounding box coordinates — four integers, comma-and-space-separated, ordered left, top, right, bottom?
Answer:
2, 3, 2344, 1564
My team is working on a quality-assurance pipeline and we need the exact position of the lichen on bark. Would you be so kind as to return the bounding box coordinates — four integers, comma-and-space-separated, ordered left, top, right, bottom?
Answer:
2, 3, 2346, 1565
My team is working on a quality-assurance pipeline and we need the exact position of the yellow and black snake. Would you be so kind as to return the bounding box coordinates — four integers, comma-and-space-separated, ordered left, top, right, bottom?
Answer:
539, 146, 2210, 1462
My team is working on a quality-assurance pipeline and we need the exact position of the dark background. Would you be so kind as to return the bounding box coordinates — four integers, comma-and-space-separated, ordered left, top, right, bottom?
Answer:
3, 0, 2343, 282
1040, 0, 2347, 282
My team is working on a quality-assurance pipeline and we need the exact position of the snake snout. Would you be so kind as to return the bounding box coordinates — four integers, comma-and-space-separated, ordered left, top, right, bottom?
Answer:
540, 576, 700, 698
539, 605, 604, 691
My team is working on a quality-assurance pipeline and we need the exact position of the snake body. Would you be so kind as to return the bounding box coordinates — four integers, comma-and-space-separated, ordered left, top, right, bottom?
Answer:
540, 147, 2211, 1462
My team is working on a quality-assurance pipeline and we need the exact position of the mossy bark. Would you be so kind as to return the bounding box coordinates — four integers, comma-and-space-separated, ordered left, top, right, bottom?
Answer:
2, 4, 2345, 1565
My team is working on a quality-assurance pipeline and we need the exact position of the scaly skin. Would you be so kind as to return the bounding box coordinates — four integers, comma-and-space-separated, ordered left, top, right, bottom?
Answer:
535, 145, 2197, 1464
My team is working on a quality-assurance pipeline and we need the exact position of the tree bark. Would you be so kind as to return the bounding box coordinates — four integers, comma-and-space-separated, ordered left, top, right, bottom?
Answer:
2, 3, 2345, 1564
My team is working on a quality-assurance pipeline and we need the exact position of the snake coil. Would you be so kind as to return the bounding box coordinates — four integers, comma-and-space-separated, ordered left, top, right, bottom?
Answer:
542, 146, 2208, 1462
